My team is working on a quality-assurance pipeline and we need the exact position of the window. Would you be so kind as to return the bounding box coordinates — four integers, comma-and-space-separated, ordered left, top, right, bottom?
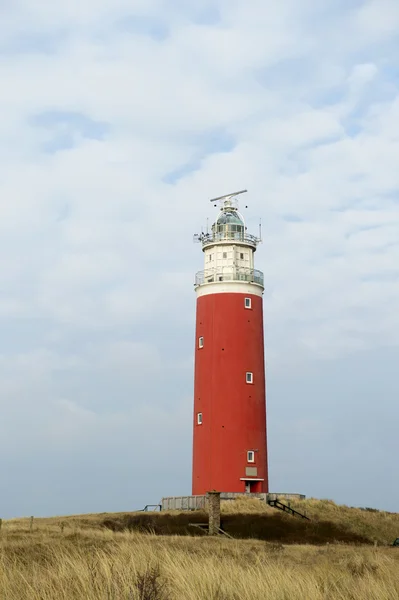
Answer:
198, 336, 204, 348
246, 372, 253, 384
240, 252, 244, 259
244, 297, 251, 309
197, 413, 203, 425
247, 451, 255, 463
209, 254, 212, 261
223, 252, 227, 259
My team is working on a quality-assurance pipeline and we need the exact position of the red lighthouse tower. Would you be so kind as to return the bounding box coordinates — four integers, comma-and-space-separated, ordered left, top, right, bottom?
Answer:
192, 190, 268, 496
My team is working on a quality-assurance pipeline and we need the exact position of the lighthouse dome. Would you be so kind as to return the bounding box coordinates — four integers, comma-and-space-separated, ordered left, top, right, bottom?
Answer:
216, 211, 244, 227
213, 210, 245, 241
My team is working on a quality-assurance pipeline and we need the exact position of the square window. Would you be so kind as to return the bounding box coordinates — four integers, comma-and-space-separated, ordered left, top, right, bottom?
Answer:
197, 413, 203, 425
198, 336, 204, 348
245, 297, 251, 309
223, 252, 227, 259
246, 372, 253, 384
240, 253, 244, 259
247, 451, 255, 463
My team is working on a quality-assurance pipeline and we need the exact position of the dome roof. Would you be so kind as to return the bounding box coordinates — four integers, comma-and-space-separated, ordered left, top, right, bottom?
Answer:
216, 210, 244, 227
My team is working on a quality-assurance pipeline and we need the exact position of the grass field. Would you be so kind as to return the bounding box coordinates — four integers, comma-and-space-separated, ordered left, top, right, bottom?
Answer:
1, 498, 399, 599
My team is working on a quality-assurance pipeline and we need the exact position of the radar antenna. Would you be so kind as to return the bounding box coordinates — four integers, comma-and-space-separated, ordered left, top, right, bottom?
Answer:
210, 189, 247, 206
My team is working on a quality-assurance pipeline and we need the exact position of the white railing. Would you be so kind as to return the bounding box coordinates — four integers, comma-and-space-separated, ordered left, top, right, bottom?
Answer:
195, 267, 264, 287
200, 231, 259, 248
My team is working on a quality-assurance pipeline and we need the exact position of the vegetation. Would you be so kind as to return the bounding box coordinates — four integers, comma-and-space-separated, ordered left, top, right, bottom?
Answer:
44, 496, 397, 546
281, 497, 399, 546
1, 524, 399, 599
1, 498, 398, 599
224, 496, 399, 546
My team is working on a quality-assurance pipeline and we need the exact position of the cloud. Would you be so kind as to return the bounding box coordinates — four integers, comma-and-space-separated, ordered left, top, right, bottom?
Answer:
0, 0, 398, 516
30, 110, 109, 152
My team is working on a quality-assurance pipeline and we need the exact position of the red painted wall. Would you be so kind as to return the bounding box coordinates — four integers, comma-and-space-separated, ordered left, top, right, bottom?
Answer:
192, 292, 268, 495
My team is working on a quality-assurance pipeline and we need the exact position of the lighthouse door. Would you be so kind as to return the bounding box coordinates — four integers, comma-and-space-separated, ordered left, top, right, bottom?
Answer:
245, 481, 251, 493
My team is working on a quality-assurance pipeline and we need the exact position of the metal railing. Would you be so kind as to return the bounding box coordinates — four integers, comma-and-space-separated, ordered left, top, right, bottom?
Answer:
200, 231, 260, 248
139, 504, 162, 512
195, 267, 264, 287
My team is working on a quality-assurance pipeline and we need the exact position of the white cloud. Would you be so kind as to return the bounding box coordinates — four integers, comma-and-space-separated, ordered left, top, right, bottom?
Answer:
354, 0, 399, 39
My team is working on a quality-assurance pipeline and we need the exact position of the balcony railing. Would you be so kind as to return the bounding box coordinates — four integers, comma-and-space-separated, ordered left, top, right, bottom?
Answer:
195, 267, 264, 287
200, 231, 259, 248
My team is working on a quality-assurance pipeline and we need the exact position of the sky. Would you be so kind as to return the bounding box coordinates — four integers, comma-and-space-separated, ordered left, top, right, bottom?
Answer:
0, 0, 398, 518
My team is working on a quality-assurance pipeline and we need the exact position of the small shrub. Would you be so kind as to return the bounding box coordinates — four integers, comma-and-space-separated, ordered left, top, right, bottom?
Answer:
135, 565, 169, 600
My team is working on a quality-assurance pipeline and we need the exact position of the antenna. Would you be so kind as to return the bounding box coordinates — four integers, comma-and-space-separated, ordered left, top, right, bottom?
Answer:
209, 189, 247, 204
259, 218, 262, 243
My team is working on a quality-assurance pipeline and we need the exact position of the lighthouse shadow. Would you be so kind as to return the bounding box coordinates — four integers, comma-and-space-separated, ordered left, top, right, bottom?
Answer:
102, 512, 371, 545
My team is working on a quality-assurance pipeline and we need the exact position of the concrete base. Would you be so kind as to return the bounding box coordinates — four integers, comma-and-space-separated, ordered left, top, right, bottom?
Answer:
161, 492, 306, 511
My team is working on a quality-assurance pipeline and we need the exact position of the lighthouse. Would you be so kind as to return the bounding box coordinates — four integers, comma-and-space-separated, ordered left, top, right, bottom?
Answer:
192, 190, 268, 496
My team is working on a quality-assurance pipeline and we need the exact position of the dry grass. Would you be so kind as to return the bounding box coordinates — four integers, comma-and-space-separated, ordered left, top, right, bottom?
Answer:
2, 498, 399, 598
6, 497, 399, 546
279, 497, 399, 546
1, 521, 399, 599
217, 496, 399, 545
221, 496, 274, 514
